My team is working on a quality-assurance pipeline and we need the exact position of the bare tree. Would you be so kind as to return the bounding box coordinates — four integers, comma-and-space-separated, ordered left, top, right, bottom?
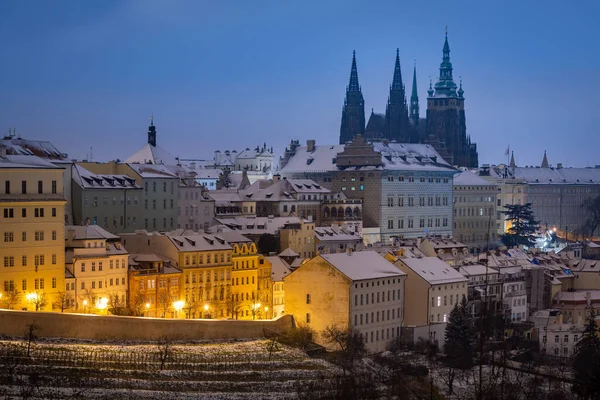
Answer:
29, 292, 47, 312
52, 291, 73, 313
226, 293, 244, 320
108, 293, 129, 316
321, 324, 366, 375
157, 289, 171, 318
24, 322, 41, 357
129, 292, 146, 316
1, 289, 22, 310
156, 336, 174, 371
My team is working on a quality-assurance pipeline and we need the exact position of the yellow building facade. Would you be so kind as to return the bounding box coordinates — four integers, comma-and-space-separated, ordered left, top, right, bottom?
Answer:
64, 226, 129, 314
0, 155, 66, 311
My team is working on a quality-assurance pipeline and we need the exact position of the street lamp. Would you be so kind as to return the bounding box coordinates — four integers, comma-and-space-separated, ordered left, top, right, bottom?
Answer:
26, 293, 39, 311
145, 302, 151, 317
83, 299, 88, 313
173, 300, 184, 318
96, 297, 109, 314
204, 304, 210, 319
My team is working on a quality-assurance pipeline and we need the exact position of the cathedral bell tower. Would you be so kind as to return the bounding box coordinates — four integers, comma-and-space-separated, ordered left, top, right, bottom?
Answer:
147, 115, 157, 147
425, 31, 478, 168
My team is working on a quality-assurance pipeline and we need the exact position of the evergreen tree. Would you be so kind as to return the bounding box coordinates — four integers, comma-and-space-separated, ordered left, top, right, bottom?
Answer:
501, 203, 539, 248
573, 309, 600, 399
443, 295, 475, 394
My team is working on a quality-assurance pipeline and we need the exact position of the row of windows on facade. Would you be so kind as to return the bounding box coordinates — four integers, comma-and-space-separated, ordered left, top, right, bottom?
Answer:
3, 207, 57, 219
80, 259, 127, 272
511, 311, 526, 321
180, 190, 205, 200
138, 278, 178, 290
340, 185, 365, 192
457, 232, 497, 243
4, 230, 58, 243
4, 277, 57, 292
4, 254, 57, 267
85, 196, 139, 207
145, 181, 175, 194
353, 289, 402, 306
454, 207, 494, 217
181, 206, 211, 216
185, 269, 229, 283
180, 222, 211, 232
454, 219, 495, 229
387, 217, 449, 229
353, 308, 403, 326
144, 218, 174, 230
542, 333, 579, 344
455, 186, 496, 192
431, 293, 464, 308
386, 196, 450, 207
386, 176, 450, 184
322, 206, 361, 219
455, 195, 495, 203
79, 277, 126, 290
4, 180, 58, 195
183, 253, 231, 267
88, 215, 138, 229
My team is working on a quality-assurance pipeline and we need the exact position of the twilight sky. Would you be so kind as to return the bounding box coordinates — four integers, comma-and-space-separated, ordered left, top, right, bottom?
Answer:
0, 0, 599, 167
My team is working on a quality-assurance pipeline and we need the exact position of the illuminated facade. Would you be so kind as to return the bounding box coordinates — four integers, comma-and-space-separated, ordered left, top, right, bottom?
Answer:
0, 152, 66, 311
64, 225, 129, 313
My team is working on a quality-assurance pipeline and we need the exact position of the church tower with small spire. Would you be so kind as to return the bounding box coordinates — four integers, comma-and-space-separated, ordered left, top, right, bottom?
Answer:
409, 62, 420, 139
147, 115, 157, 147
339, 51, 366, 144
384, 49, 410, 142
425, 31, 478, 168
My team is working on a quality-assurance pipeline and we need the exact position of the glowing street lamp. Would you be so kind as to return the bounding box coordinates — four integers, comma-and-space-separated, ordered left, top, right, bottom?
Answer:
26, 292, 39, 311
173, 300, 184, 318
82, 299, 89, 313
96, 297, 109, 314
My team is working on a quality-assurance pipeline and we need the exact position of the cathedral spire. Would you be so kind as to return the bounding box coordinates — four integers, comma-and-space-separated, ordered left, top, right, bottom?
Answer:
433, 29, 458, 97
510, 151, 516, 168
147, 115, 157, 147
541, 150, 549, 168
391, 48, 403, 91
339, 51, 365, 144
410, 61, 419, 125
348, 50, 360, 92
427, 78, 434, 97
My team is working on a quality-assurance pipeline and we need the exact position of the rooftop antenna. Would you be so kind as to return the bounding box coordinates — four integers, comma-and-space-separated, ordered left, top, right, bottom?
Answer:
89, 147, 93, 162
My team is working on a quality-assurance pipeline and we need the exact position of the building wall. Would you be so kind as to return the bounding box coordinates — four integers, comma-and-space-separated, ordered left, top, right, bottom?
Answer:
141, 178, 179, 231
393, 264, 429, 326
72, 185, 144, 234
177, 186, 215, 232
381, 171, 454, 242
330, 170, 382, 229
280, 221, 316, 258
230, 243, 272, 320
0, 168, 66, 311
453, 182, 497, 252
0, 309, 293, 341
284, 258, 350, 346
128, 271, 182, 318
349, 275, 406, 352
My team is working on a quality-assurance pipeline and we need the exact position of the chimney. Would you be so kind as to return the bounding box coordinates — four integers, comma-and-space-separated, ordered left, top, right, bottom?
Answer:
587, 291, 592, 307
556, 163, 563, 169
273, 174, 281, 183
307, 140, 316, 152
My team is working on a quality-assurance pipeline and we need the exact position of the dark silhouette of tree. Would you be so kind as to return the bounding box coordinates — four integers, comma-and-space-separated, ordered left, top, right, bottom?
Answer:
582, 195, 600, 240
257, 233, 278, 255
321, 325, 366, 374
573, 309, 600, 399
52, 291, 72, 312
443, 295, 475, 395
501, 203, 539, 248
0, 289, 22, 309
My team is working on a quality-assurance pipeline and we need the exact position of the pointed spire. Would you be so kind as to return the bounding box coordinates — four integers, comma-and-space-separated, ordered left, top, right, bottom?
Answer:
150, 113, 154, 126
410, 61, 420, 125
427, 78, 434, 97
147, 115, 157, 147
510, 151, 516, 168
348, 50, 360, 92
411, 61, 418, 100
433, 28, 457, 97
391, 48, 403, 91
541, 150, 549, 168
458, 79, 464, 98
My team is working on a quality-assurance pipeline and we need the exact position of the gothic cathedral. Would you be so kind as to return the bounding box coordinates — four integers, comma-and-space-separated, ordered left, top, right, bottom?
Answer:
339, 33, 478, 168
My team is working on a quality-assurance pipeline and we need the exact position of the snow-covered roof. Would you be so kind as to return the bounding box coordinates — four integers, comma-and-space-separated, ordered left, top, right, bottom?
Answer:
484, 165, 600, 186
454, 170, 495, 186
241, 178, 330, 202
127, 163, 178, 179
279, 144, 344, 174
236, 148, 274, 160
0, 154, 62, 169
399, 257, 468, 285
554, 290, 600, 303
267, 256, 292, 282
279, 248, 299, 257
195, 168, 222, 180
165, 233, 232, 252
126, 143, 178, 165
0, 137, 66, 159
320, 251, 406, 281
65, 225, 120, 241
215, 230, 253, 244
73, 164, 141, 189
315, 226, 362, 242
215, 216, 302, 235
458, 264, 500, 277
373, 142, 456, 173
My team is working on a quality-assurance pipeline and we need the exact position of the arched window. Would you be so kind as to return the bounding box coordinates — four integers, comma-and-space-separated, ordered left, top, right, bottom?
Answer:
353, 207, 360, 218
338, 207, 344, 217
345, 207, 352, 218
331, 208, 338, 218
323, 207, 330, 219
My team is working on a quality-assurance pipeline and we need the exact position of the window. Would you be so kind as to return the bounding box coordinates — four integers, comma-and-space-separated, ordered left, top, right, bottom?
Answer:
52, 180, 57, 194
21, 208, 26, 218
306, 294, 311, 304
52, 254, 57, 264
37, 181, 43, 194
52, 277, 56, 289
52, 230, 57, 240
4, 208, 14, 218
387, 197, 394, 207
35, 231, 44, 241
3, 256, 15, 267
306, 313, 311, 323
4, 180, 9, 194
437, 296, 441, 307
4, 232, 14, 242
22, 256, 27, 266
34, 208, 44, 218
21, 181, 27, 194
554, 335, 559, 343
443, 313, 447, 322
